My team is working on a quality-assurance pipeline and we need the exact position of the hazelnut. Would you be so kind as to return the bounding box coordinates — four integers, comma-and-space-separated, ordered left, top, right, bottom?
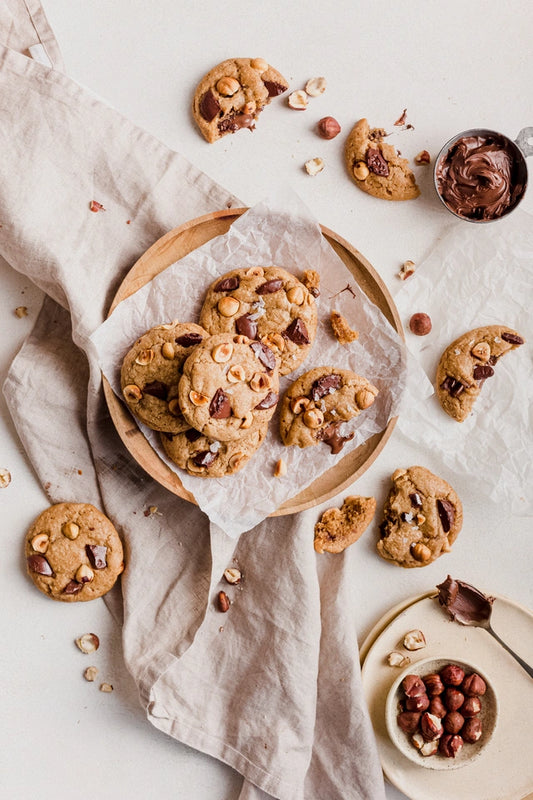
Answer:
290, 395, 310, 414
62, 521, 80, 540
216, 76, 240, 97
305, 76, 327, 96
161, 342, 175, 360
405, 693, 430, 712
286, 286, 305, 305
75, 564, 94, 584
224, 567, 241, 585
397, 711, 421, 734
402, 674, 426, 698
471, 341, 491, 361
233, 335, 251, 344
423, 674, 445, 697
250, 57, 268, 72
443, 687, 464, 712
317, 116, 341, 140
462, 673, 486, 697
288, 90, 308, 110
212, 342, 233, 363
217, 590, 230, 612
245, 266, 264, 277
228, 452, 246, 471
419, 739, 439, 756
414, 149, 431, 165
353, 161, 369, 181
227, 364, 246, 383
440, 664, 465, 686
443, 711, 465, 734
428, 696, 447, 718
240, 412, 254, 429
461, 696, 482, 718
303, 408, 324, 429
355, 388, 377, 410
387, 651, 411, 668
304, 157, 325, 176
403, 629, 427, 651
31, 533, 50, 553
411, 732, 425, 750
123, 384, 142, 402
99, 683, 114, 693
242, 100, 256, 115
135, 348, 154, 366
189, 390, 209, 407
409, 312, 432, 336
439, 733, 463, 758
411, 542, 431, 562
398, 260, 416, 280
262, 333, 285, 352
14, 305, 28, 318
462, 717, 483, 743
274, 458, 287, 478
75, 633, 100, 654
420, 712, 444, 741
217, 296, 240, 317
83, 666, 98, 682
249, 372, 271, 392
0, 468, 11, 488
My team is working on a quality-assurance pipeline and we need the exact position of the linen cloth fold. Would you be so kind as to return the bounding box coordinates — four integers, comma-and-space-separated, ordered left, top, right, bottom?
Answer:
0, 5, 386, 798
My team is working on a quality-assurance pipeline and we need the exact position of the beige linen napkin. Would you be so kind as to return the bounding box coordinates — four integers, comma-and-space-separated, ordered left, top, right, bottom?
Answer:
0, 6, 385, 798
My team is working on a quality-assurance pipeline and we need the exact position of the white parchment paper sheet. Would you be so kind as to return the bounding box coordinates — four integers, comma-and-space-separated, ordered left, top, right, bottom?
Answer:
91, 190, 418, 536
394, 208, 533, 516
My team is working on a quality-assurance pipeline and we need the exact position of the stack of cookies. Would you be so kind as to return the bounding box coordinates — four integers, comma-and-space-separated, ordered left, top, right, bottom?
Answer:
120, 265, 378, 478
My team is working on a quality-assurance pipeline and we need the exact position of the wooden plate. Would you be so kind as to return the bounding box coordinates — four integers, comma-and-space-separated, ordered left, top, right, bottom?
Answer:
103, 208, 404, 515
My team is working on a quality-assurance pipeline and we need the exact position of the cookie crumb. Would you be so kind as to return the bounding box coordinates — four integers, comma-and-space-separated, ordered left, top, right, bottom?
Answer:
330, 310, 359, 344
99, 683, 113, 693
89, 200, 105, 212
414, 150, 431, 165
304, 157, 325, 176
14, 306, 28, 318
314, 495, 376, 554
84, 666, 99, 682
75, 633, 100, 654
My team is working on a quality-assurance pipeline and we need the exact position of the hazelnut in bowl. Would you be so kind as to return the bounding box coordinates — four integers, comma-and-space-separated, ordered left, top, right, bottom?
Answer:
385, 656, 498, 770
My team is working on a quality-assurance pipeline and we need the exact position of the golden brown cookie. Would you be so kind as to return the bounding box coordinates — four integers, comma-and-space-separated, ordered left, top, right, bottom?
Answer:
199, 266, 318, 375
377, 466, 463, 568
314, 495, 376, 554
192, 57, 288, 143
344, 118, 420, 201
279, 366, 379, 451
436, 325, 525, 422
25, 503, 124, 602
121, 321, 207, 432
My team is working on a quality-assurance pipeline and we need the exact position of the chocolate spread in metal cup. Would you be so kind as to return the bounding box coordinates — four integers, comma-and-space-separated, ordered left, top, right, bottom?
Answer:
434, 128, 528, 222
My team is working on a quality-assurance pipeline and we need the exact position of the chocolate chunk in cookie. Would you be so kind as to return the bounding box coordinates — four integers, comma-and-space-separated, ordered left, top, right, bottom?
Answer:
377, 466, 463, 568
314, 496, 376, 554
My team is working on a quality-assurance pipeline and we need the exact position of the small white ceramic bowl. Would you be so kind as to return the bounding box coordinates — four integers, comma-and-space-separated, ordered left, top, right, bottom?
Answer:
385, 656, 498, 770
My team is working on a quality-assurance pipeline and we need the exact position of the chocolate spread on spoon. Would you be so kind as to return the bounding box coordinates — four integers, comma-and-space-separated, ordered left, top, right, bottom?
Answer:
436, 575, 494, 625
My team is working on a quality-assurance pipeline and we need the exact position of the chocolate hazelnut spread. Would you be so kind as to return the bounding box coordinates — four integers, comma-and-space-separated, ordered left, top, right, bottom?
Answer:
435, 133, 525, 220
436, 575, 494, 625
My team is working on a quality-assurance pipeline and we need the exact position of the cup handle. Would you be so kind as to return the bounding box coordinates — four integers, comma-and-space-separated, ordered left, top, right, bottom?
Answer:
515, 127, 533, 157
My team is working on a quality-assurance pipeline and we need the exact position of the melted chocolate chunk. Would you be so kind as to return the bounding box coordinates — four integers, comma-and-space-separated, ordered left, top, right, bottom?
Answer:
185, 428, 202, 442
199, 89, 221, 122
192, 450, 219, 468
263, 80, 288, 97
143, 380, 168, 400
256, 279, 283, 295
209, 388, 232, 419
235, 315, 258, 340
473, 364, 494, 381
284, 317, 310, 345
501, 332, 524, 345
440, 376, 467, 397
366, 147, 390, 176
436, 499, 455, 533
254, 391, 278, 410
63, 580, 83, 595
488, 355, 499, 366
27, 554, 54, 577
318, 422, 355, 454
175, 332, 204, 347
86, 545, 108, 570
249, 341, 276, 371
214, 276, 240, 292
218, 113, 255, 133
310, 374, 342, 402
410, 492, 423, 508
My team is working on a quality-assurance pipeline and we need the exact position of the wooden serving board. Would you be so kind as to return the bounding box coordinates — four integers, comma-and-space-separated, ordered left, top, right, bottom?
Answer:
103, 208, 403, 516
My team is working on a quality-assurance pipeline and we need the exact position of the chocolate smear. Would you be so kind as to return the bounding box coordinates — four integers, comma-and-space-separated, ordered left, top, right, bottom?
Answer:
366, 147, 390, 176
318, 422, 354, 454
27, 554, 54, 577
199, 90, 221, 122
436, 575, 494, 626
209, 388, 232, 419
218, 113, 255, 133
214, 276, 240, 292
256, 279, 283, 295
284, 317, 310, 345
86, 545, 108, 570
250, 341, 277, 371
310, 374, 342, 402
192, 450, 219, 468
175, 332, 204, 347
254, 391, 278, 410
235, 315, 258, 340
436, 498, 455, 533
501, 332, 524, 345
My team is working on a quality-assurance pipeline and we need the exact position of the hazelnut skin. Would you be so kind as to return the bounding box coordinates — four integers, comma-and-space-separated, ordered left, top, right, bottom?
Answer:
405, 693, 430, 712
428, 696, 447, 718
439, 733, 463, 758
462, 717, 483, 743
443, 687, 465, 712
409, 312, 432, 336
462, 673, 486, 697
402, 674, 427, 698
317, 116, 341, 140
461, 696, 482, 717
397, 711, 422, 734
443, 711, 465, 735
440, 664, 465, 686
423, 674, 445, 696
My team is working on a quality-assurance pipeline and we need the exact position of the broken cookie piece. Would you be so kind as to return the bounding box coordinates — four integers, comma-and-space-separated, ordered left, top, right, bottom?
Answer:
314, 495, 376, 554
330, 310, 359, 344
192, 57, 288, 143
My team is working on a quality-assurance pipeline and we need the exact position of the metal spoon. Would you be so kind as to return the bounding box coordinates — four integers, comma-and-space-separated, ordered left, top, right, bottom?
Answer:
436, 576, 533, 680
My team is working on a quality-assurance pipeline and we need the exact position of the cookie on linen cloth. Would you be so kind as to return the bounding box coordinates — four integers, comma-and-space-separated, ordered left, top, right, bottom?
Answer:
344, 118, 420, 201
192, 57, 289, 143
314, 496, 376, 554
160, 423, 268, 478
199, 266, 318, 375
121, 321, 207, 433
435, 324, 525, 422
178, 333, 279, 441
376, 466, 463, 568
25, 503, 124, 602
279, 366, 379, 451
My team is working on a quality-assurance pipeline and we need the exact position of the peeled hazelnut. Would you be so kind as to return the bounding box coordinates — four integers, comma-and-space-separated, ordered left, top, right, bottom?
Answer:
99, 683, 114, 693
123, 384, 142, 402
440, 664, 465, 686
245, 266, 264, 277
228, 452, 246, 471
217, 296, 240, 317
290, 395, 310, 414
217, 590, 230, 612
75, 564, 94, 584
409, 312, 432, 336
304, 157, 325, 176
189, 390, 210, 407
403, 629, 426, 651
75, 633, 100, 654
288, 90, 308, 110
274, 458, 287, 478
443, 711, 465, 734
387, 651, 411, 668
462, 673, 486, 697
135, 348, 154, 366
398, 260, 416, 280
397, 711, 421, 734
402, 674, 427, 698
240, 412, 254, 429
439, 733, 463, 758
286, 286, 305, 305
250, 372, 271, 392
420, 712, 444, 741
250, 57, 268, 72
471, 342, 491, 361
462, 717, 483, 743
414, 149, 431, 165
84, 666, 98, 682
15, 305, 28, 318
355, 388, 377, 410
224, 567, 241, 585
62, 521, 80, 540
419, 739, 439, 756
216, 76, 240, 97
31, 533, 50, 553
305, 76, 327, 96
461, 696, 482, 717
410, 542, 431, 562
423, 674, 445, 697
243, 100, 256, 115
303, 408, 324, 429
227, 364, 246, 383
411, 732, 425, 750
0, 468, 11, 488
405, 693, 430, 712
443, 687, 464, 712
353, 161, 369, 181
161, 342, 175, 360
429, 696, 447, 718
212, 342, 233, 363
262, 333, 285, 353
317, 116, 341, 139
234, 335, 251, 345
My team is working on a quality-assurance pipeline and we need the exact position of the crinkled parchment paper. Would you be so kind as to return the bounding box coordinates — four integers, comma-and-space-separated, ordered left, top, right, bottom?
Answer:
91, 190, 415, 536
394, 208, 533, 516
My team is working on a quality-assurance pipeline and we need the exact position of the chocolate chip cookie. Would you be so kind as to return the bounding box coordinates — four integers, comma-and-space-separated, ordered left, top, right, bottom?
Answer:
121, 321, 207, 433
160, 423, 268, 478
199, 266, 318, 375
344, 118, 420, 201
178, 332, 279, 441
436, 324, 525, 422
314, 495, 376, 554
25, 503, 124, 601
377, 466, 463, 568
279, 366, 379, 451
192, 57, 289, 143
